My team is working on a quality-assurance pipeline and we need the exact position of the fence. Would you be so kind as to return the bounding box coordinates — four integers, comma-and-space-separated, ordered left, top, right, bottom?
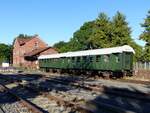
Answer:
134, 62, 150, 70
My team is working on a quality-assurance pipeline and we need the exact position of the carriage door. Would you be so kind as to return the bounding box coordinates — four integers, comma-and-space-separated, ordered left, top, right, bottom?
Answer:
124, 52, 133, 70
103, 55, 110, 70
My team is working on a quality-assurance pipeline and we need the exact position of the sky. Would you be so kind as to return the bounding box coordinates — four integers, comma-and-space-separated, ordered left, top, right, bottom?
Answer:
0, 0, 150, 46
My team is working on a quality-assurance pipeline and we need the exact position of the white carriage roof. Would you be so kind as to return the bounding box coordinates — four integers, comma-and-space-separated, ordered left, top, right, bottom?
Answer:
38, 45, 135, 59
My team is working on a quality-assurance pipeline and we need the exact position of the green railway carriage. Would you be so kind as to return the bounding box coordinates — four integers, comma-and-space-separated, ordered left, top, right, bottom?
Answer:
38, 45, 135, 77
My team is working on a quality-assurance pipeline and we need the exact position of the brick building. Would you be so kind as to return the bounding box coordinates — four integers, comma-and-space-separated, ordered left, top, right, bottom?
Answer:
13, 35, 58, 69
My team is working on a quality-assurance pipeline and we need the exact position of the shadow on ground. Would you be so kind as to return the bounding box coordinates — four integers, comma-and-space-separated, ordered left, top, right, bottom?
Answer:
0, 73, 150, 113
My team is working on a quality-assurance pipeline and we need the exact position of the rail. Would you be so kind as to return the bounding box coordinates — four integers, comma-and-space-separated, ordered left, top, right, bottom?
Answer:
0, 84, 44, 113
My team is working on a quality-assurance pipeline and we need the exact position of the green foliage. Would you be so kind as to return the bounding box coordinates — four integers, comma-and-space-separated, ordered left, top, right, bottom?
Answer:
89, 13, 113, 48
129, 42, 143, 61
0, 43, 12, 64
17, 34, 33, 39
111, 12, 132, 45
53, 21, 95, 52
140, 10, 150, 61
69, 21, 95, 51
53, 11, 142, 61
53, 41, 67, 52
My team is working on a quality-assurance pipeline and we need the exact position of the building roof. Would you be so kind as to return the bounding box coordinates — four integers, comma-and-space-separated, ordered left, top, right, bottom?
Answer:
17, 37, 33, 46
24, 47, 53, 57
38, 45, 135, 59
15, 35, 41, 46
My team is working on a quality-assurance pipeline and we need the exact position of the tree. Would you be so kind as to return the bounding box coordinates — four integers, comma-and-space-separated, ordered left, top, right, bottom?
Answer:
111, 11, 132, 45
53, 11, 142, 61
69, 21, 95, 51
53, 41, 67, 52
0, 43, 12, 64
53, 21, 95, 52
140, 10, 150, 61
112, 12, 142, 61
89, 13, 113, 48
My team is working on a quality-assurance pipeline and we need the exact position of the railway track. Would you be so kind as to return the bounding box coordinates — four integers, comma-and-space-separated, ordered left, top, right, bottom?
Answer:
0, 73, 149, 113
2, 72, 150, 85
1, 73, 150, 102
1, 73, 150, 101
42, 77, 150, 113
0, 105, 5, 113
22, 82, 131, 113
22, 80, 136, 113
0, 83, 44, 113
41, 71, 150, 85
44, 77, 150, 102
0, 77, 93, 113
20, 83, 94, 113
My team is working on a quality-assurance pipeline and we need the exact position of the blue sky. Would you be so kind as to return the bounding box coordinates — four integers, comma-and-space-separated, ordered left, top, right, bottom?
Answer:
0, 0, 150, 46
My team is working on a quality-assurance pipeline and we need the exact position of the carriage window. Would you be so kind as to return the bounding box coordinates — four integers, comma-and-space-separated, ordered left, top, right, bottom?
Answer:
45, 59, 47, 62
90, 56, 93, 62
104, 55, 109, 62
83, 56, 87, 61
40, 60, 42, 63
68, 58, 71, 62
62, 58, 64, 63
114, 53, 119, 63
72, 57, 75, 61
77, 57, 80, 62
54, 59, 57, 62
96, 56, 100, 62
116, 56, 119, 62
